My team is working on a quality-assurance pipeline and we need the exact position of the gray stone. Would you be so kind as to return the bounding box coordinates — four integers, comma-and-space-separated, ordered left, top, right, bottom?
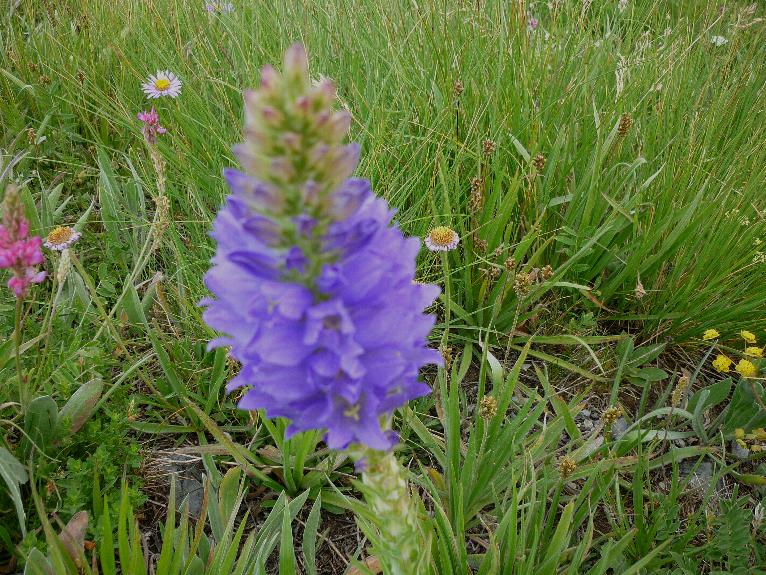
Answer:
580, 409, 591, 418
176, 475, 205, 518
731, 440, 750, 460
679, 459, 715, 493
611, 417, 629, 439
581, 419, 594, 430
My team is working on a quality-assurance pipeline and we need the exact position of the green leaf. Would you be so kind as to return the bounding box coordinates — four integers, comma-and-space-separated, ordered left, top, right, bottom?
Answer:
279, 502, 297, 574
0, 447, 28, 537
21, 396, 58, 459
302, 493, 322, 575
57, 378, 104, 436
686, 378, 732, 414
23, 548, 52, 575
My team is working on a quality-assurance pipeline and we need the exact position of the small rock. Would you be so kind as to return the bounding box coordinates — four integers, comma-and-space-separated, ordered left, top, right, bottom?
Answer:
673, 439, 686, 448
611, 417, 629, 439
581, 409, 591, 418
679, 459, 715, 493
731, 440, 750, 460
581, 419, 594, 430
177, 475, 204, 518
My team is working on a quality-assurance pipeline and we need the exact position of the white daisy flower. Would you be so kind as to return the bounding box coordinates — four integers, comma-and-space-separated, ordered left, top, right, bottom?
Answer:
710, 35, 728, 47
44, 226, 81, 251
142, 70, 182, 99
424, 226, 459, 252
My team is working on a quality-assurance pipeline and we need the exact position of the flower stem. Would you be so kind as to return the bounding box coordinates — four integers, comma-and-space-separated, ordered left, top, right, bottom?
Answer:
356, 447, 430, 575
14, 297, 26, 408
440, 251, 452, 346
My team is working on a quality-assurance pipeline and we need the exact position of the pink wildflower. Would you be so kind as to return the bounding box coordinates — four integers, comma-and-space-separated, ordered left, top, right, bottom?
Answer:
137, 107, 167, 145
0, 186, 46, 298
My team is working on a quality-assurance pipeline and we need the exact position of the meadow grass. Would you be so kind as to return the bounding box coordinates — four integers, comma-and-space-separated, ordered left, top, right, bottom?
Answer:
1, 0, 766, 573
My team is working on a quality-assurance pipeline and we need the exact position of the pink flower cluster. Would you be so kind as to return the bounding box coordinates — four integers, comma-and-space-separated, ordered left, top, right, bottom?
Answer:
0, 188, 46, 298
137, 107, 167, 145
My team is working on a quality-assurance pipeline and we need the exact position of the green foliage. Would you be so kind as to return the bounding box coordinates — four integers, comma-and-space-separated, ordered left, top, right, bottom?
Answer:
2, 0, 766, 572
24, 469, 309, 575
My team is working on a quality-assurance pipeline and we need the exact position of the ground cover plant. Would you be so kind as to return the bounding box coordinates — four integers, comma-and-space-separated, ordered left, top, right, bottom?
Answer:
2, 0, 766, 573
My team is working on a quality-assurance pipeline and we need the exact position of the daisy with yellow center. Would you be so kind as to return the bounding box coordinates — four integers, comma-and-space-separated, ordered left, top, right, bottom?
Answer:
712, 354, 733, 373
44, 226, 81, 251
142, 70, 182, 99
702, 328, 720, 341
741, 330, 757, 344
424, 226, 459, 252
745, 346, 764, 358
735, 359, 758, 378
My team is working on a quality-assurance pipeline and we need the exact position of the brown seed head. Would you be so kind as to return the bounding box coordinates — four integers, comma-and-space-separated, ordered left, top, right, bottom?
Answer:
479, 395, 498, 419
618, 113, 633, 136
559, 456, 577, 478
514, 272, 533, 296
603, 405, 625, 427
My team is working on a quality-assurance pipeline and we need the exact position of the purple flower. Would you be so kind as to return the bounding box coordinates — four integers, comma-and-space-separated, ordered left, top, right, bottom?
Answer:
137, 107, 167, 145
203, 44, 441, 450
0, 187, 46, 298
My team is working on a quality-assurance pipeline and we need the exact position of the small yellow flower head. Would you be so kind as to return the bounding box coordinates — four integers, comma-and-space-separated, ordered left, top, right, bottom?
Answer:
712, 354, 733, 373
736, 438, 748, 449
735, 428, 746, 440
735, 359, 758, 378
440, 346, 454, 369
603, 405, 625, 427
425, 226, 459, 252
671, 375, 689, 408
558, 456, 577, 479
746, 346, 764, 358
479, 395, 498, 420
702, 329, 720, 341
741, 330, 757, 344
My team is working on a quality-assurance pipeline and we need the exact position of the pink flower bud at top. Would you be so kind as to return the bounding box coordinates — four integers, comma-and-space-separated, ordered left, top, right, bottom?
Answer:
283, 43, 309, 87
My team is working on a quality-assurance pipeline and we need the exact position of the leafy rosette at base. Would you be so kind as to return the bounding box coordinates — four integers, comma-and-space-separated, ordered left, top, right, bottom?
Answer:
202, 44, 441, 450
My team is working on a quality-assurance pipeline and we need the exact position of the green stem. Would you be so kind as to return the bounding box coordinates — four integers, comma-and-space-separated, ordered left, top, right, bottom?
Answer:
14, 297, 26, 408
353, 446, 430, 575
440, 251, 452, 346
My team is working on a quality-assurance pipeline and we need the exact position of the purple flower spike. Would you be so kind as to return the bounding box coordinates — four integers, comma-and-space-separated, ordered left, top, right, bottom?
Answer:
0, 186, 46, 298
137, 107, 167, 145
203, 44, 441, 450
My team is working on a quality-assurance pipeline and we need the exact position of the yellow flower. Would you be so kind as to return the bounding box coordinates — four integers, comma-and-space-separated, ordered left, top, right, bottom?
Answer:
735, 359, 758, 378
735, 428, 745, 440
712, 354, 733, 373
746, 346, 764, 358
702, 329, 720, 341
741, 330, 757, 344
